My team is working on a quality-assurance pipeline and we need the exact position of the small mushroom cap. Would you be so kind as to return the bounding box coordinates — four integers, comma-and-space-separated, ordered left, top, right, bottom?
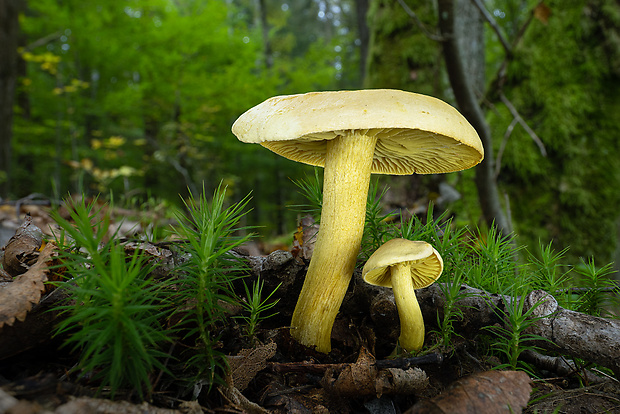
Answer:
232, 89, 483, 175
362, 238, 443, 289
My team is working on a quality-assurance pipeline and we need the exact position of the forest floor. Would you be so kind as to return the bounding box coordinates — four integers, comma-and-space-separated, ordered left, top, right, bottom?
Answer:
0, 201, 619, 413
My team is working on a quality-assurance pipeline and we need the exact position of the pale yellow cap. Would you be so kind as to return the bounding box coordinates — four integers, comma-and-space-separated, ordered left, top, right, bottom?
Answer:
232, 89, 483, 175
362, 238, 444, 289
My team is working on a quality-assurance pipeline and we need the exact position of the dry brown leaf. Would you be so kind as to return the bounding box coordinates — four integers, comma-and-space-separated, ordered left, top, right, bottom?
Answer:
0, 242, 57, 328
220, 342, 277, 414
227, 341, 277, 391
405, 370, 532, 414
2, 215, 44, 277
321, 347, 428, 398
323, 346, 378, 396
291, 215, 319, 261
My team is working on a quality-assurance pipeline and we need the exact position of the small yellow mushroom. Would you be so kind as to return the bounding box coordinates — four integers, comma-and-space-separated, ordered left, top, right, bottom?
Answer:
362, 238, 443, 352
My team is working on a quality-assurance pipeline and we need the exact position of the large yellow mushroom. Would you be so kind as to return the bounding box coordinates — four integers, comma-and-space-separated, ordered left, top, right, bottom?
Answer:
232, 89, 482, 353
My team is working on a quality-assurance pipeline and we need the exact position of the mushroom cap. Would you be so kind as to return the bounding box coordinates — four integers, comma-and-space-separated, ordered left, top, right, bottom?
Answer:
362, 238, 443, 289
232, 89, 483, 175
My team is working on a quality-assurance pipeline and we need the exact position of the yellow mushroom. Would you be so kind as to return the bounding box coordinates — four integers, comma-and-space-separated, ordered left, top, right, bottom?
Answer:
362, 238, 443, 352
232, 89, 482, 353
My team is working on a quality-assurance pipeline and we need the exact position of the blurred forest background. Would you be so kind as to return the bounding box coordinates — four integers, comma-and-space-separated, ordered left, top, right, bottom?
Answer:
1, 0, 619, 272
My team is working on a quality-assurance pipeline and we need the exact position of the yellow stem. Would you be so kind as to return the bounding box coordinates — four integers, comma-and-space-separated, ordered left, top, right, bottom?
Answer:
391, 262, 425, 352
290, 132, 377, 352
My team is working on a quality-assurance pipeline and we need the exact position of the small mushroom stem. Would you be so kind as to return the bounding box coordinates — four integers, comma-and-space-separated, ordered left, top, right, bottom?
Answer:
391, 262, 425, 352
290, 132, 378, 353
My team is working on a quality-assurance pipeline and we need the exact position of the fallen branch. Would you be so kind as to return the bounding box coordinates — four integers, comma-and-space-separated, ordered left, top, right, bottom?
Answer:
411, 284, 620, 377
520, 349, 606, 384
347, 272, 620, 377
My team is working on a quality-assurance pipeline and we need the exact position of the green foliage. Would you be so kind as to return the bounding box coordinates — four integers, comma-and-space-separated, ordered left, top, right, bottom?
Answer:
362, 180, 398, 259
528, 241, 571, 294
433, 257, 474, 350
492, 0, 620, 262
235, 277, 282, 344
366, 0, 441, 92
52, 198, 172, 399
483, 294, 552, 375
49, 185, 268, 399
15, 0, 350, 236
466, 227, 523, 294
170, 184, 253, 387
572, 258, 619, 317
290, 168, 324, 219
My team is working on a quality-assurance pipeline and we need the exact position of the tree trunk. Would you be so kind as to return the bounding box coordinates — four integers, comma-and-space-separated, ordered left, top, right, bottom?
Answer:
437, 0, 510, 234
0, 0, 22, 198
355, 0, 370, 83
255, 0, 272, 69
454, 0, 484, 95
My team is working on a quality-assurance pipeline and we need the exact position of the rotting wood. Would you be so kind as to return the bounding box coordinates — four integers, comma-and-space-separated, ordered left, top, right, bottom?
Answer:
347, 272, 620, 377
413, 283, 620, 377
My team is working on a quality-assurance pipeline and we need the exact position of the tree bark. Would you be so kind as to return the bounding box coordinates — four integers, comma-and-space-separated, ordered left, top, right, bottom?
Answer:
0, 0, 22, 198
355, 0, 370, 83
436, 0, 510, 234
255, 0, 272, 69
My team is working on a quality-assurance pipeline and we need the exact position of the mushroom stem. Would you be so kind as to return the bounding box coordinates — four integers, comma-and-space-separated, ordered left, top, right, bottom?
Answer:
290, 132, 378, 353
391, 261, 425, 352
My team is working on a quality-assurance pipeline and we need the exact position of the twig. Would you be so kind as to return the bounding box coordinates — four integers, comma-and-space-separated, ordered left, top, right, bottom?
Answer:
499, 92, 547, 157
265, 385, 316, 397
485, 1, 540, 95
268, 353, 443, 375
495, 117, 518, 178
374, 352, 444, 369
521, 349, 605, 385
556, 286, 619, 295
23, 32, 63, 52
396, 0, 445, 41
470, 0, 511, 55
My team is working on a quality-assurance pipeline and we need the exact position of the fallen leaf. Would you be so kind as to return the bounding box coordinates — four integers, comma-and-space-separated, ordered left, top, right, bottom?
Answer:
2, 215, 44, 277
533, 2, 551, 25
291, 215, 319, 261
322, 346, 377, 396
220, 342, 277, 414
227, 341, 277, 391
0, 242, 58, 328
405, 370, 532, 414
321, 347, 428, 397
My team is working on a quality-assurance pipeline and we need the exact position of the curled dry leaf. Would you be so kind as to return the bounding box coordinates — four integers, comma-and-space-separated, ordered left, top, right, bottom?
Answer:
321, 347, 428, 397
0, 242, 58, 328
2, 215, 44, 277
291, 215, 319, 261
220, 342, 277, 414
405, 370, 532, 414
